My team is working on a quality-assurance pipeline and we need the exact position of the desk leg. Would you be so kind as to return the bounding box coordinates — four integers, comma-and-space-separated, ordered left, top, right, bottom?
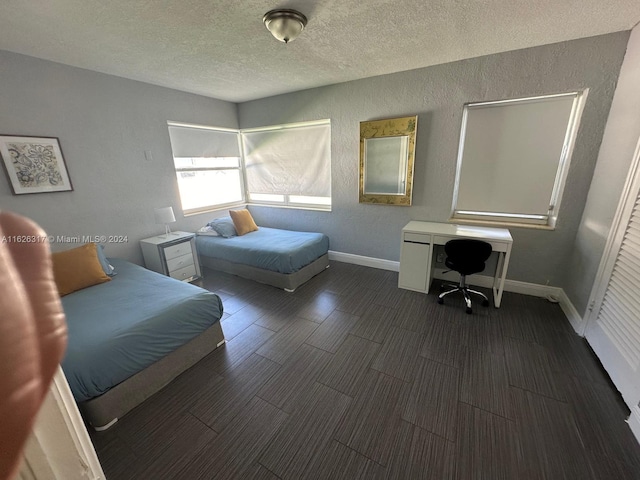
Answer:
492, 247, 511, 308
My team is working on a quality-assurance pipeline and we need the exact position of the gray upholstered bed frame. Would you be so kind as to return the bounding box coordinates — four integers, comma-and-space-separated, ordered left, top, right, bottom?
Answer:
199, 253, 330, 292
81, 253, 327, 430
79, 321, 225, 431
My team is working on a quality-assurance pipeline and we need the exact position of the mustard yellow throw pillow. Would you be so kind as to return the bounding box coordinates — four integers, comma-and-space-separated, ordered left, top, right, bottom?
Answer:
229, 209, 259, 236
52, 242, 111, 296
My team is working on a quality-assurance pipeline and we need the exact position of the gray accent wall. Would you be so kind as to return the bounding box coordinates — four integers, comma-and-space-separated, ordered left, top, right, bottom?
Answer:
239, 32, 629, 286
564, 26, 640, 317
0, 51, 238, 263
0, 32, 632, 289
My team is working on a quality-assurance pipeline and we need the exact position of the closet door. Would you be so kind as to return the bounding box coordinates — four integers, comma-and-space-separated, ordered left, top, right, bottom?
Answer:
585, 146, 640, 409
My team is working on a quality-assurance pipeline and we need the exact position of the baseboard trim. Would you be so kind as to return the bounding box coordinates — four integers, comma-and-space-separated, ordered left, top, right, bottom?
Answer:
328, 250, 400, 272
432, 268, 562, 299
627, 406, 640, 446
505, 280, 562, 299
329, 251, 564, 299
558, 289, 585, 335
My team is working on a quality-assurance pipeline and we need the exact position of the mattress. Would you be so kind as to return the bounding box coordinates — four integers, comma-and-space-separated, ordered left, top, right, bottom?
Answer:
61, 258, 223, 402
195, 227, 330, 274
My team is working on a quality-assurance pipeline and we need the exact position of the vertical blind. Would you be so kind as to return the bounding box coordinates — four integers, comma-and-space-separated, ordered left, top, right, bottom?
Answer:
242, 121, 331, 197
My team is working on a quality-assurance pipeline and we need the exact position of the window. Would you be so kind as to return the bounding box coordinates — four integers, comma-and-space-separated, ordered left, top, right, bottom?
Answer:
452, 92, 586, 228
247, 193, 331, 208
167, 120, 332, 214
242, 120, 331, 210
168, 123, 244, 213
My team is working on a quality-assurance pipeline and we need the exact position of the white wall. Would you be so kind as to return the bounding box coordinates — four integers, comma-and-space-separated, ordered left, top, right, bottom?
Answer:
564, 25, 640, 317
0, 50, 238, 264
239, 32, 629, 286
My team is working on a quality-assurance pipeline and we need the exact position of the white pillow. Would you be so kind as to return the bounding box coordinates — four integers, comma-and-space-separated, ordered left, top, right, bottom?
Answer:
196, 225, 219, 236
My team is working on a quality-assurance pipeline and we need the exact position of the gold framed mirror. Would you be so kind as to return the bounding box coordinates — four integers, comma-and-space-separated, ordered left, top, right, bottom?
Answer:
359, 115, 417, 206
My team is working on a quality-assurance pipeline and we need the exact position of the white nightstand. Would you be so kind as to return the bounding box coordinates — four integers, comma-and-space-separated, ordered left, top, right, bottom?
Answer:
140, 231, 201, 282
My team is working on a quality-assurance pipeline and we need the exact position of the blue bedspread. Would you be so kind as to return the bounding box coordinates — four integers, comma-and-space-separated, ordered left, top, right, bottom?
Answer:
61, 258, 223, 402
195, 227, 329, 274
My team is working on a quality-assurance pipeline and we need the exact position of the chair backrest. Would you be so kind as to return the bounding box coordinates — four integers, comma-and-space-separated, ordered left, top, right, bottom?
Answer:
444, 239, 492, 275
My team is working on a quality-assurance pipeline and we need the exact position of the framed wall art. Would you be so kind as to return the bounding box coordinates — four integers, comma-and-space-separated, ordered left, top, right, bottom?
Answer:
0, 135, 73, 195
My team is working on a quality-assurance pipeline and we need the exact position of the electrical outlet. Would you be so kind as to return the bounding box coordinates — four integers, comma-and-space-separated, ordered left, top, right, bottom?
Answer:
436, 253, 445, 263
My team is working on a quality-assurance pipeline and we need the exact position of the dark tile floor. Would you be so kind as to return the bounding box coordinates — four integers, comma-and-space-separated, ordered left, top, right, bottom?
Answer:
90, 262, 640, 479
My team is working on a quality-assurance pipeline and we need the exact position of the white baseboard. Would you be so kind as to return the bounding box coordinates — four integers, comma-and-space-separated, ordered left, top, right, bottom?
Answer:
328, 250, 399, 272
558, 289, 585, 335
436, 271, 587, 337
505, 280, 562, 299
627, 406, 640, 446
434, 269, 586, 333
432, 268, 562, 299
329, 250, 569, 301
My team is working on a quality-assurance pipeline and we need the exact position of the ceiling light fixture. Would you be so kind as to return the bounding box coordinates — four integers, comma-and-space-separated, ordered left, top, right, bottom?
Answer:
263, 9, 307, 43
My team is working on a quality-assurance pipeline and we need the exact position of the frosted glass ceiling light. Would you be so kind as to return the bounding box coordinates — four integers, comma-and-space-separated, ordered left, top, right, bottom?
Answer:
263, 9, 307, 43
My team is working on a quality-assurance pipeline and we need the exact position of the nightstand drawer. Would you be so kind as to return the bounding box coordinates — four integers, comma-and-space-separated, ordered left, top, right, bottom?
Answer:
169, 264, 197, 281
140, 231, 200, 282
164, 242, 193, 261
167, 252, 194, 273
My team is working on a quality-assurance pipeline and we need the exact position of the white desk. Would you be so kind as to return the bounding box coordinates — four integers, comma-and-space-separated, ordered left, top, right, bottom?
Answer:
398, 221, 513, 307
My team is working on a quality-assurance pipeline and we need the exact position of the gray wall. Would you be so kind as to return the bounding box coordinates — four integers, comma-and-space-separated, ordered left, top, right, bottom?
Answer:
239, 32, 629, 286
564, 26, 640, 317
0, 32, 631, 287
0, 51, 238, 263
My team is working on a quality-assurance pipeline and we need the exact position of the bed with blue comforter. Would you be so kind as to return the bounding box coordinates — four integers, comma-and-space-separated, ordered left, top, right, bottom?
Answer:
196, 227, 330, 291
61, 258, 224, 429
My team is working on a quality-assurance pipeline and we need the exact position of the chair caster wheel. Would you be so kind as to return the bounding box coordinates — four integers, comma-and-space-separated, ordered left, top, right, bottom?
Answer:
482, 300, 489, 307
466, 307, 473, 314
439, 284, 445, 292
437, 298, 444, 305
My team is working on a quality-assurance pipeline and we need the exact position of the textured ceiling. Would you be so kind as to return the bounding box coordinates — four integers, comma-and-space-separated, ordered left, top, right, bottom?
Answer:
1, 1, 639, 103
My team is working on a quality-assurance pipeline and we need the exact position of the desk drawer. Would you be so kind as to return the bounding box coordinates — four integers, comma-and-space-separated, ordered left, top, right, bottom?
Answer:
433, 235, 508, 252
167, 252, 194, 273
404, 232, 430, 244
164, 241, 193, 261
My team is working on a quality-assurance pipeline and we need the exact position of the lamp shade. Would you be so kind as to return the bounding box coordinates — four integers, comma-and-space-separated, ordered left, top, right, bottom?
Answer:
154, 207, 176, 225
263, 9, 307, 43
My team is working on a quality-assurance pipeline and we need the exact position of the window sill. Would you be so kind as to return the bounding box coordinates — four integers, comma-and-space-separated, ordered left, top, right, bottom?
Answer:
183, 202, 246, 217
449, 217, 556, 231
248, 202, 331, 213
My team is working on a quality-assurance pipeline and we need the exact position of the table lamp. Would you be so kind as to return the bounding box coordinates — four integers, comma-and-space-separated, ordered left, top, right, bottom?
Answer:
154, 206, 177, 238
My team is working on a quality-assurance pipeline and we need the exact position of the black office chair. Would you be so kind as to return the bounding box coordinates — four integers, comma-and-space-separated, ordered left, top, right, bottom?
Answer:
437, 239, 492, 314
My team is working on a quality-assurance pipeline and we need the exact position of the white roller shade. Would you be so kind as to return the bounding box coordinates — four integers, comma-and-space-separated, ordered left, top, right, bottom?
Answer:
455, 94, 578, 220
168, 125, 240, 158
242, 121, 331, 197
